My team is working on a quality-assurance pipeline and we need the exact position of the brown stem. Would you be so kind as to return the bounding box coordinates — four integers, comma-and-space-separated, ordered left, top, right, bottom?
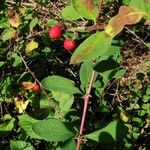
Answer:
20, 53, 63, 118
96, 0, 103, 22
76, 70, 96, 150
67, 24, 106, 33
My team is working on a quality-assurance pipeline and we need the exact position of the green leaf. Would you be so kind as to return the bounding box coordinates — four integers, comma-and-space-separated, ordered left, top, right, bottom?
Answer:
0, 115, 15, 132
85, 120, 128, 142
0, 18, 9, 28
47, 19, 58, 27
29, 17, 38, 31
113, 69, 126, 79
100, 45, 121, 62
123, 0, 131, 5
79, 60, 94, 91
129, 0, 150, 15
52, 91, 74, 113
61, 4, 81, 20
103, 0, 111, 4
32, 118, 74, 141
41, 75, 81, 94
18, 115, 40, 139
17, 72, 28, 82
70, 31, 112, 64
57, 138, 76, 150
2, 28, 15, 41
0, 61, 5, 67
10, 140, 34, 150
11, 53, 22, 67
72, 0, 99, 21
105, 6, 144, 37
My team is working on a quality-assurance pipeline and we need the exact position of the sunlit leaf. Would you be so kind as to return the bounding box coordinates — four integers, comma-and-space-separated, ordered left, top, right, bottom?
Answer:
72, 0, 99, 21
32, 118, 74, 141
129, 0, 150, 15
29, 17, 38, 31
120, 111, 130, 122
14, 97, 29, 113
70, 31, 112, 64
10, 140, 33, 150
18, 115, 41, 139
2, 28, 15, 41
25, 40, 38, 53
41, 75, 81, 94
61, 4, 81, 20
52, 91, 74, 113
18, 7, 26, 15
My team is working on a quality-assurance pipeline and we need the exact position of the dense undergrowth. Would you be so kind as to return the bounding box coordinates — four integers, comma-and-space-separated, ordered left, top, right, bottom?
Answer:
0, 0, 150, 150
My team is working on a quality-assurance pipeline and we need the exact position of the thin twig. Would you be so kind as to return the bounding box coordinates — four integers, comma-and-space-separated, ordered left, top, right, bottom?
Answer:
67, 24, 105, 33
96, 0, 103, 22
76, 70, 96, 150
125, 27, 147, 46
19, 53, 63, 118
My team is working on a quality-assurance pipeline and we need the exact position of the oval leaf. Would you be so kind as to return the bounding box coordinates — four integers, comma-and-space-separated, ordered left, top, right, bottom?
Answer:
79, 60, 93, 91
52, 91, 74, 113
29, 17, 38, 31
85, 120, 128, 142
2, 28, 15, 41
105, 6, 144, 37
129, 0, 150, 15
32, 118, 74, 141
61, 4, 81, 20
18, 115, 41, 139
70, 31, 112, 64
72, 0, 99, 21
41, 75, 81, 94
10, 140, 33, 150
25, 40, 38, 53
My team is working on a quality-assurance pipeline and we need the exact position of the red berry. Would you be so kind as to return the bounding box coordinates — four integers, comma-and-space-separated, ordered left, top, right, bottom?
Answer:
48, 24, 62, 39
63, 38, 77, 52
32, 84, 40, 92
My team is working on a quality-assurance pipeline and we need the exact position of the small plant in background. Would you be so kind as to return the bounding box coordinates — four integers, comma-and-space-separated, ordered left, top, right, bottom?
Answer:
0, 0, 150, 150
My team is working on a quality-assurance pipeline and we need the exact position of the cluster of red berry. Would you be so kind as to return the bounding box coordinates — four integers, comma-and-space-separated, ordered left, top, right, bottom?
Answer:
12, 24, 77, 52
48, 24, 77, 52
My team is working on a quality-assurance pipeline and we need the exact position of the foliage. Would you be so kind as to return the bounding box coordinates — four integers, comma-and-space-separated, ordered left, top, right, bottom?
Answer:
0, 0, 150, 150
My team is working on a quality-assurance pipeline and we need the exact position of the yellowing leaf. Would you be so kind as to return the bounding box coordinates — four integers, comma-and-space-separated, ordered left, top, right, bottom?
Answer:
120, 111, 130, 122
25, 40, 38, 53
105, 6, 144, 37
70, 31, 112, 64
22, 81, 35, 90
146, 114, 150, 123
19, 7, 26, 15
9, 14, 21, 28
14, 97, 29, 113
